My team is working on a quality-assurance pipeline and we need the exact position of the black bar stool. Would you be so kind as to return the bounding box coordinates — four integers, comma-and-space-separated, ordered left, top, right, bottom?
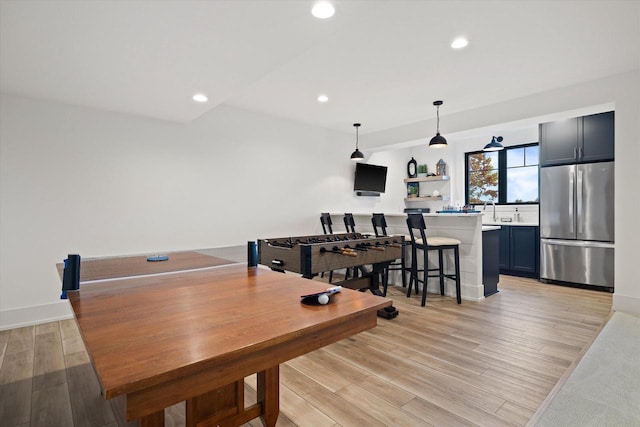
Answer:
371, 213, 408, 292
343, 213, 356, 233
345, 213, 376, 237
320, 212, 333, 234
406, 213, 461, 306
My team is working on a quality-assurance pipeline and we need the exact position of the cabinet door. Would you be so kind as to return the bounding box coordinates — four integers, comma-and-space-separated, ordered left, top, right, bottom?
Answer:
498, 226, 510, 270
581, 111, 614, 162
482, 230, 500, 296
539, 118, 579, 166
509, 226, 539, 274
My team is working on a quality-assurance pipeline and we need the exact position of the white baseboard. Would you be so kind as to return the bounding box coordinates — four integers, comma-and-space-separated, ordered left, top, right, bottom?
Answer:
613, 293, 640, 316
0, 300, 74, 331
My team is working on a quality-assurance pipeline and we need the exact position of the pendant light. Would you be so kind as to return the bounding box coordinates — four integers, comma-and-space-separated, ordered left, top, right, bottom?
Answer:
483, 136, 504, 151
429, 100, 447, 148
350, 123, 365, 161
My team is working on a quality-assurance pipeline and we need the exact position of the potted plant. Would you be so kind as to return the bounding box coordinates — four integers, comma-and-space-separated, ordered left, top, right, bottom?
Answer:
407, 182, 419, 198
417, 164, 428, 177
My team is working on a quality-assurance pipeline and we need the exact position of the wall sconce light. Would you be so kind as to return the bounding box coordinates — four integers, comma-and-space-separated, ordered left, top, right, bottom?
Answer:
350, 123, 365, 161
484, 136, 504, 151
429, 100, 447, 148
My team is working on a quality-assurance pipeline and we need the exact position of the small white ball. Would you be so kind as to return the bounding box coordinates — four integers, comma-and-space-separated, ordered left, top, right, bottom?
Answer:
317, 294, 330, 305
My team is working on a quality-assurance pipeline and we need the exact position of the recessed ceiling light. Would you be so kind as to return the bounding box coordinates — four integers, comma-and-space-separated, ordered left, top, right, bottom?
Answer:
317, 94, 329, 103
312, 2, 335, 19
192, 93, 208, 103
451, 37, 468, 49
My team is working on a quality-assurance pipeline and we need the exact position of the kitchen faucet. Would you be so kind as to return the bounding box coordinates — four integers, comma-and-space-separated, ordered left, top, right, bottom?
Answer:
483, 201, 497, 222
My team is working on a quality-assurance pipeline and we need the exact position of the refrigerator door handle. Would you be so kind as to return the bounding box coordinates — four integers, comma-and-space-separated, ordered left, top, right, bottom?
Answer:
541, 238, 615, 249
577, 169, 583, 234
569, 172, 574, 233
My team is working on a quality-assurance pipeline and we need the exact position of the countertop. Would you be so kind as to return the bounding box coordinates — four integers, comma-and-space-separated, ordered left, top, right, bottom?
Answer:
482, 221, 539, 227
344, 212, 537, 225
482, 226, 501, 231
382, 212, 482, 217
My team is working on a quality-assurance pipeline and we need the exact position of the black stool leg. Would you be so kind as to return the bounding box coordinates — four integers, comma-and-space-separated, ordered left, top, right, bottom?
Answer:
438, 248, 445, 296
382, 266, 389, 297
421, 245, 428, 307
407, 245, 417, 297
454, 245, 461, 304
400, 246, 407, 288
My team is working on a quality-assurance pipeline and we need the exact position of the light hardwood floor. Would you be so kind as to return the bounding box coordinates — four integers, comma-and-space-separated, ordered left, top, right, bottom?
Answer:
0, 276, 612, 427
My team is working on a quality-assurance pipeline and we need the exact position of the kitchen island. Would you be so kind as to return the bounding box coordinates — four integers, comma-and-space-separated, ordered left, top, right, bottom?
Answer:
326, 213, 499, 301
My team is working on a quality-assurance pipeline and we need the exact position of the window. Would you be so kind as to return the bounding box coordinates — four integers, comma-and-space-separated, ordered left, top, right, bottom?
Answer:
465, 143, 539, 205
467, 151, 499, 203
506, 145, 539, 203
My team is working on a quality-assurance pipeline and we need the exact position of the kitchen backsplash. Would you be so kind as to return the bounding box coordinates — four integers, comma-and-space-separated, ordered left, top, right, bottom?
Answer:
480, 204, 539, 225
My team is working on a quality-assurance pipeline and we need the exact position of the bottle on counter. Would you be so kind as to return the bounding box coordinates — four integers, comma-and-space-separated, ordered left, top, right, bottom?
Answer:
514, 208, 520, 222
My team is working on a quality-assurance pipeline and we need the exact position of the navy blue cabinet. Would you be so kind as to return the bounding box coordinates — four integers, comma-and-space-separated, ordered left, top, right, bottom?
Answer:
482, 229, 500, 296
499, 225, 539, 278
498, 226, 510, 270
581, 111, 615, 163
539, 117, 579, 166
540, 111, 614, 166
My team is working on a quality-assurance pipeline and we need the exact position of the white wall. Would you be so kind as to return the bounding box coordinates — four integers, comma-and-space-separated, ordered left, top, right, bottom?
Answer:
0, 94, 362, 328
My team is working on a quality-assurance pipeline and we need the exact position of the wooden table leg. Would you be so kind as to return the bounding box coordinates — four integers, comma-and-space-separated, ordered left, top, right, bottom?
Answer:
140, 410, 164, 427
113, 394, 164, 427
186, 381, 241, 427
257, 366, 279, 427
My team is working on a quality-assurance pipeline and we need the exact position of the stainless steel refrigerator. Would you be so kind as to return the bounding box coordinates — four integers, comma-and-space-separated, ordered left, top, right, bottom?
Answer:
540, 161, 614, 289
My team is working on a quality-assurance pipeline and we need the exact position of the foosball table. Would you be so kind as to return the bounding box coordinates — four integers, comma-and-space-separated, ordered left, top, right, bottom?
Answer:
257, 232, 403, 318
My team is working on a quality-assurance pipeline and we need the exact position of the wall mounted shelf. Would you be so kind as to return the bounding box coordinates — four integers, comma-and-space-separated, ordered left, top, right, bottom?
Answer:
404, 175, 450, 183
404, 196, 450, 202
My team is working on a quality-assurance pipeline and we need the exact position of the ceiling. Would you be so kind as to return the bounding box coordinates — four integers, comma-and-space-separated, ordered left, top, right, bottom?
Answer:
1, 1, 639, 137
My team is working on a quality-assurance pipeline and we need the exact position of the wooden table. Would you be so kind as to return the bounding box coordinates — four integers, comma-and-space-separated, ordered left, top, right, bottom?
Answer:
62, 252, 391, 426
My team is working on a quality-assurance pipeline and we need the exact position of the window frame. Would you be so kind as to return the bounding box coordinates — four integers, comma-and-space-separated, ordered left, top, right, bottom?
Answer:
465, 142, 539, 206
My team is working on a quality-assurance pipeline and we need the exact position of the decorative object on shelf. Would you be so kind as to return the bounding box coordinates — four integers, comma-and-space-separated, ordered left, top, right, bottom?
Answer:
436, 158, 447, 176
417, 164, 428, 177
429, 100, 447, 148
350, 123, 365, 161
407, 157, 417, 178
407, 182, 419, 197
483, 136, 504, 151
432, 190, 440, 197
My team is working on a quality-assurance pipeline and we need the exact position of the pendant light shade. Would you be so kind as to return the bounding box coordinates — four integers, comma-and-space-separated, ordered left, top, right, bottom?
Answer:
483, 136, 504, 151
429, 133, 447, 148
350, 123, 365, 161
429, 100, 447, 148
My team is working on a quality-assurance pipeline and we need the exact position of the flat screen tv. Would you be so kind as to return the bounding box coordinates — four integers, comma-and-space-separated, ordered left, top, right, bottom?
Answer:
353, 163, 387, 196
